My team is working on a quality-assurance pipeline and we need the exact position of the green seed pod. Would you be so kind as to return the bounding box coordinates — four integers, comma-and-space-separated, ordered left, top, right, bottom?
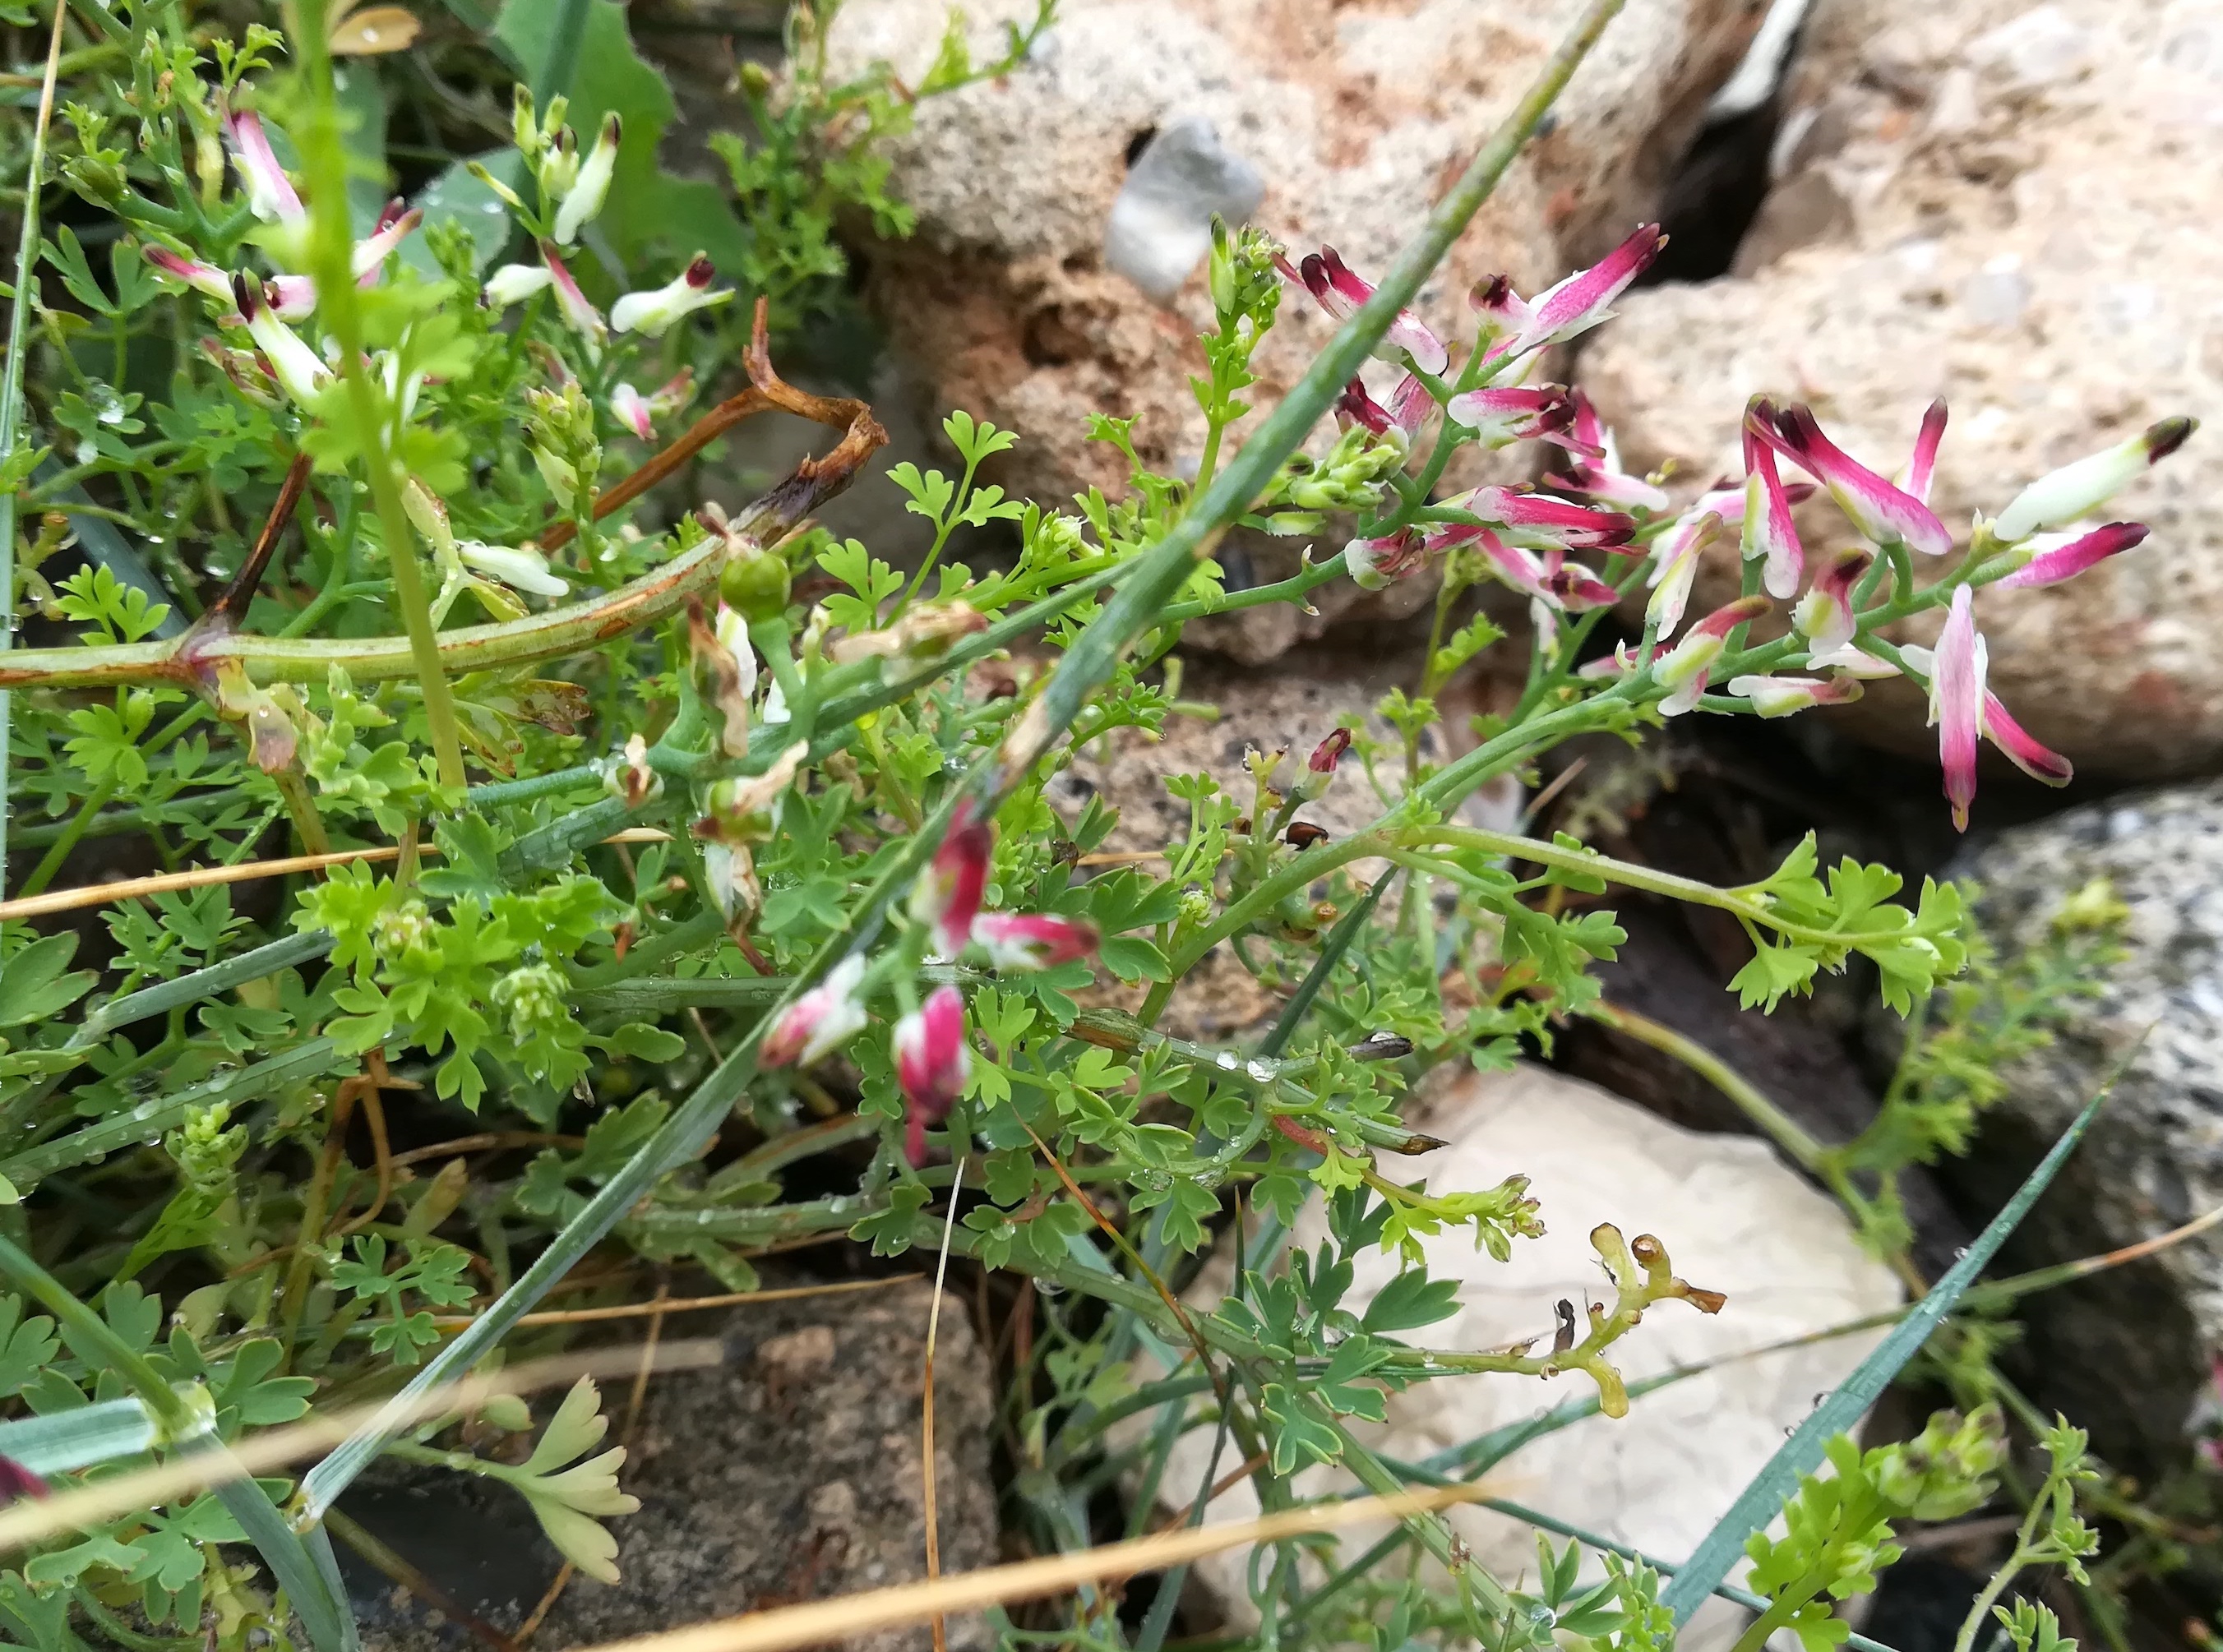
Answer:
719, 547, 791, 621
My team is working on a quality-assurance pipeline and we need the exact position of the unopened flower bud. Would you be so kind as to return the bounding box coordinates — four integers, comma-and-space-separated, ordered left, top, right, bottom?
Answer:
1993, 418, 2196, 542
552, 112, 620, 245
1655, 596, 1768, 716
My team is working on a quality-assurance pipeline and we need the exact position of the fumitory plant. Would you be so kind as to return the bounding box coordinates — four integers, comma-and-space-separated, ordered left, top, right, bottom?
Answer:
0, 0, 2197, 1647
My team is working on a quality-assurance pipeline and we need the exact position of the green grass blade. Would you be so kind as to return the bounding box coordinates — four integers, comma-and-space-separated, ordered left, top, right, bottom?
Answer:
1657, 1077, 2115, 1624
0, 5, 67, 907
0, 1396, 157, 1475
1258, 867, 1395, 1059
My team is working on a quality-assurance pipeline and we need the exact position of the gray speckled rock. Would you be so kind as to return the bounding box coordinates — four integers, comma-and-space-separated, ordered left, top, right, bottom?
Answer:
351, 1280, 996, 1652
1580, 0, 2223, 778
1949, 783, 2223, 1470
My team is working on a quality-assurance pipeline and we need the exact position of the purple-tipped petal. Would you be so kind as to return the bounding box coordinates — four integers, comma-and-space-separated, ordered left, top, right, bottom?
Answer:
609, 382, 654, 441
1998, 521, 2150, 588
1726, 673, 1864, 718
1982, 692, 2073, 786
1514, 224, 1664, 352
1344, 527, 1428, 590
894, 985, 971, 1166
1993, 417, 2198, 542
1768, 404, 1953, 557
1906, 398, 1948, 505
1740, 402, 1805, 598
266, 274, 317, 321
538, 240, 606, 340
1654, 594, 1769, 715
352, 200, 422, 285
142, 245, 233, 303
1294, 247, 1448, 373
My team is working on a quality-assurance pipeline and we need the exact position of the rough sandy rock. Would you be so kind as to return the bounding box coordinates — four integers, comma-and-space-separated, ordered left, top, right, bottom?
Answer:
349, 1281, 996, 1652
1580, 0, 2223, 778
1122, 1063, 1902, 1642
1948, 783, 2223, 1474
820, 0, 1763, 508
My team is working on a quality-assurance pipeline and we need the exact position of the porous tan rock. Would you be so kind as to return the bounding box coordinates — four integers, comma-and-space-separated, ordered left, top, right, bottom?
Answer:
1579, 0, 2223, 778
821, 0, 1763, 510
1120, 1063, 1903, 1645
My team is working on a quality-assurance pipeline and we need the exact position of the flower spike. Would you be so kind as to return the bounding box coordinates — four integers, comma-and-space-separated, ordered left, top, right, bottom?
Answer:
1930, 586, 1985, 831
895, 985, 971, 1166
1279, 247, 1449, 375
1993, 417, 2197, 542
1998, 522, 2150, 588
761, 955, 871, 1068
1759, 403, 1953, 556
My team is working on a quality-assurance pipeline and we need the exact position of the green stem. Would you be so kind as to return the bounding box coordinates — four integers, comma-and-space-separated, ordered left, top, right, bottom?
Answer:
0, 7, 64, 903
292, 0, 467, 790
1588, 1001, 1828, 1170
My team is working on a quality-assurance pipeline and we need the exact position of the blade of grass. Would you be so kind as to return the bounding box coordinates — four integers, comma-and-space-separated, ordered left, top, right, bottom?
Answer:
1657, 1072, 2118, 1624
0, 1, 66, 907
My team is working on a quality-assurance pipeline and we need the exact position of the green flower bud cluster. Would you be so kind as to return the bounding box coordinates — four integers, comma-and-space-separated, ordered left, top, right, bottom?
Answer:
492, 962, 571, 1043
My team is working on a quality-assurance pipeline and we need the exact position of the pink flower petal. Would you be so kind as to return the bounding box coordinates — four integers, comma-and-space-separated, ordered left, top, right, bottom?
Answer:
1930, 586, 1986, 831
1982, 693, 2073, 786
1997, 521, 2149, 588
1767, 404, 1954, 557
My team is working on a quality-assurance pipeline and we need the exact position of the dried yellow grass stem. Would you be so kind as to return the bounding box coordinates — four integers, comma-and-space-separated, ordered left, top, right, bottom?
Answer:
0, 828, 671, 921
563, 1482, 1490, 1652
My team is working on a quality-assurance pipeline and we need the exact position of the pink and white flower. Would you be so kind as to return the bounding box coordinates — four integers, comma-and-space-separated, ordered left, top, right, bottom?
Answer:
1791, 546, 1870, 658
552, 113, 621, 246
1335, 373, 1431, 449
1475, 224, 1665, 359
895, 985, 971, 1166
646, 367, 696, 421
1653, 595, 1769, 717
1292, 727, 1353, 803
1546, 391, 1669, 513
1539, 552, 1618, 611
611, 254, 733, 338
1927, 587, 2073, 830
483, 261, 555, 309
1997, 522, 2149, 588
265, 274, 317, 321
142, 246, 233, 305
538, 241, 606, 340
1740, 399, 1805, 598
231, 271, 329, 403
1344, 527, 1427, 590
609, 382, 654, 440
223, 108, 303, 224
1993, 417, 2197, 542
973, 913, 1098, 971
1930, 587, 1986, 831
1643, 510, 1723, 639
1450, 485, 1635, 551
1726, 673, 1864, 718
1443, 385, 1587, 451
1277, 247, 1449, 375
913, 800, 993, 958
1754, 401, 1953, 557
352, 199, 422, 284
760, 954, 870, 1068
